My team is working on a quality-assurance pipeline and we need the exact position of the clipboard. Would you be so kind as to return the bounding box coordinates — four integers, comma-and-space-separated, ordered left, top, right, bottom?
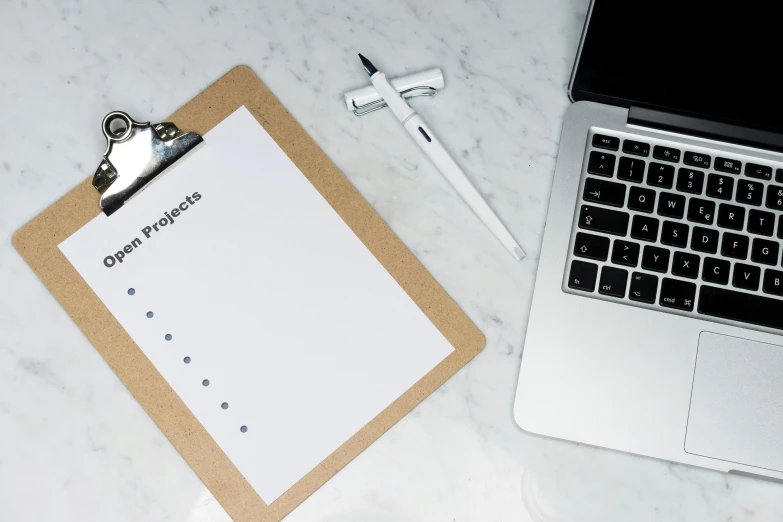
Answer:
12, 65, 485, 522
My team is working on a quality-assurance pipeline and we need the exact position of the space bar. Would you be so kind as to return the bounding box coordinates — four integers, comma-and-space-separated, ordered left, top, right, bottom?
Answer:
698, 285, 783, 330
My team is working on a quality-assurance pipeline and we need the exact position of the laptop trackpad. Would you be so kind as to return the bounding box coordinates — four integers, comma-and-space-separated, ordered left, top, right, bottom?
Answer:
685, 332, 783, 472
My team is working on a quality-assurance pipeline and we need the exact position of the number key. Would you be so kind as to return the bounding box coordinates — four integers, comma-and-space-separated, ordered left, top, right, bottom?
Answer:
617, 157, 646, 183
647, 162, 675, 188
737, 179, 763, 206
676, 168, 704, 194
765, 185, 783, 210
706, 173, 734, 200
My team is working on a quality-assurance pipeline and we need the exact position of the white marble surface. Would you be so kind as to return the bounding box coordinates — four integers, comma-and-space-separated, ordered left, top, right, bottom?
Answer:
1, 0, 782, 521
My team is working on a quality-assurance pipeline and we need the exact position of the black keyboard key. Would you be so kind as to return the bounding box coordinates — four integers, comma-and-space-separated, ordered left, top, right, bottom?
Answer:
657, 192, 686, 218
699, 285, 783, 329
598, 266, 628, 298
763, 269, 783, 296
623, 139, 650, 157
684, 151, 711, 169
715, 157, 741, 174
647, 162, 675, 188
672, 251, 700, 279
732, 263, 761, 291
617, 157, 646, 183
748, 209, 775, 236
736, 179, 763, 206
629, 272, 658, 303
779, 214, 783, 239
568, 260, 598, 292
706, 174, 734, 200
766, 185, 783, 210
628, 186, 656, 213
691, 226, 719, 253
777, 169, 783, 184
631, 215, 659, 242
752, 238, 779, 266
641, 245, 670, 273
592, 134, 619, 151
720, 232, 749, 259
573, 232, 610, 261
659, 278, 696, 311
661, 221, 689, 248
676, 168, 704, 194
702, 257, 730, 285
587, 151, 616, 177
611, 240, 640, 267
687, 198, 715, 224
578, 205, 629, 236
583, 177, 626, 207
653, 145, 681, 163
745, 162, 772, 181
717, 203, 745, 230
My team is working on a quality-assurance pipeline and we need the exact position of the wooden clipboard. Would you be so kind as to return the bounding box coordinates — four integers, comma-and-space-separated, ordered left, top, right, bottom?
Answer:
12, 65, 485, 522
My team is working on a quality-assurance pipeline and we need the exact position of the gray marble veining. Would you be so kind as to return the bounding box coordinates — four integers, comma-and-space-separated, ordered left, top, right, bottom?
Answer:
1, 0, 782, 520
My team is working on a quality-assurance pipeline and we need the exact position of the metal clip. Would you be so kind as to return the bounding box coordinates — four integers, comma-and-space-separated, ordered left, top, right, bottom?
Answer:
351, 86, 437, 116
92, 111, 203, 216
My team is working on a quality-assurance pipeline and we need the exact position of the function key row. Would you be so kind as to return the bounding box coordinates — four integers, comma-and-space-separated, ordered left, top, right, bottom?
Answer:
590, 134, 783, 181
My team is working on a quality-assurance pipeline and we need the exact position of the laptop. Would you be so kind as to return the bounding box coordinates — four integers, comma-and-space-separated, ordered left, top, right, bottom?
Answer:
514, 1, 783, 481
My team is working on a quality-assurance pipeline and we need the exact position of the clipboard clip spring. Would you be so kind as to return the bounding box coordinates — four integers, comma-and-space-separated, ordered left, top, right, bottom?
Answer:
351, 86, 437, 116
92, 111, 203, 216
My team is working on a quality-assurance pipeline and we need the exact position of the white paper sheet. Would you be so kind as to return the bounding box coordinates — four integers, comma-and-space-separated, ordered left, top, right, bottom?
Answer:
59, 107, 454, 503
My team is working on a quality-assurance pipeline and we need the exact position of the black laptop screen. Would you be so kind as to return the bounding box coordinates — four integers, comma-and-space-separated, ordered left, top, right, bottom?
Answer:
571, 1, 783, 133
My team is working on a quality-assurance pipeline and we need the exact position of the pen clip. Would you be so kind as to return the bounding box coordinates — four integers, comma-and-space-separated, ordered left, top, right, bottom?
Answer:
352, 86, 437, 116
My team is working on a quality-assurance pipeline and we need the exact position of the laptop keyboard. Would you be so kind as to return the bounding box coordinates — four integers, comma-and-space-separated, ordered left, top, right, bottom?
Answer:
566, 130, 783, 332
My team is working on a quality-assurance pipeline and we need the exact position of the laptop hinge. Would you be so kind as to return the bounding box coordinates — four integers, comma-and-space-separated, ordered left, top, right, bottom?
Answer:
628, 106, 783, 154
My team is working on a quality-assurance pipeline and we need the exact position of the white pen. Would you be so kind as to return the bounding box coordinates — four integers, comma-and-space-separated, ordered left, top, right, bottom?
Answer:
358, 54, 525, 261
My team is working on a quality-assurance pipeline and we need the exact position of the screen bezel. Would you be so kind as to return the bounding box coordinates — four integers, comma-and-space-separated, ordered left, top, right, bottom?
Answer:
566, 1, 778, 131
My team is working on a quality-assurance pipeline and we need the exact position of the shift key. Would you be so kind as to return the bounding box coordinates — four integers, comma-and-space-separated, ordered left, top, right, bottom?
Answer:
578, 205, 630, 236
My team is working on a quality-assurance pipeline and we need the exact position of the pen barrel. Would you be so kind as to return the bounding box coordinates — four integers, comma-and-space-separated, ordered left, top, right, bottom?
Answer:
403, 115, 523, 259
371, 73, 416, 121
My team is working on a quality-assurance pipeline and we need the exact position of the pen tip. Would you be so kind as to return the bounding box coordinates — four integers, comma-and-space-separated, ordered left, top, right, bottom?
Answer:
357, 53, 378, 77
